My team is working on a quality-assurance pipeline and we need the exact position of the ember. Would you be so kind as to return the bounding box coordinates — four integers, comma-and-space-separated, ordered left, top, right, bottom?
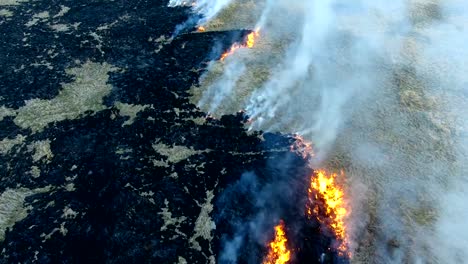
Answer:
263, 220, 291, 264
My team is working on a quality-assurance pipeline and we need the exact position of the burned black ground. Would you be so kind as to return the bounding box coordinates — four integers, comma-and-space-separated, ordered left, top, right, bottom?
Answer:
0, 1, 346, 263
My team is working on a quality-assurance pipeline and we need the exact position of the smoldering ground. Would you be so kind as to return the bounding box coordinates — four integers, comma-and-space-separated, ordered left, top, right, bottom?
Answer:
181, 0, 468, 263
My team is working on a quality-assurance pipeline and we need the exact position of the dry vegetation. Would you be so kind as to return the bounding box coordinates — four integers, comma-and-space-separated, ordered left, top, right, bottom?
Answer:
191, 1, 465, 263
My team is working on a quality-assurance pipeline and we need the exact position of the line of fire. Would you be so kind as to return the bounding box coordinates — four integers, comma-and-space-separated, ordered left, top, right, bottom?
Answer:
260, 137, 351, 264
199, 27, 352, 263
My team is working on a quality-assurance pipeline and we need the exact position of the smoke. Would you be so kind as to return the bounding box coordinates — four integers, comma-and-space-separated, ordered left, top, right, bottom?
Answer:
216, 168, 301, 264
168, 0, 233, 25
199, 60, 246, 114
193, 0, 468, 263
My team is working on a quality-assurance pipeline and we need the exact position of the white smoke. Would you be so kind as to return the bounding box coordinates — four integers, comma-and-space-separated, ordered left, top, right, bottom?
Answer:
199, 60, 246, 114
194, 0, 468, 263
168, 0, 233, 25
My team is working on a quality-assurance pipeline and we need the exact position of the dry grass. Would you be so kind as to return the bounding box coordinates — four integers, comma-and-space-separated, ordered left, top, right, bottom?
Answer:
191, 1, 465, 263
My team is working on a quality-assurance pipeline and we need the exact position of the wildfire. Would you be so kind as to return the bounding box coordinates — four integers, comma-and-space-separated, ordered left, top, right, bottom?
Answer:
308, 169, 349, 255
220, 30, 260, 61
263, 220, 291, 264
290, 134, 314, 159
197, 26, 206, 32
246, 30, 259, 48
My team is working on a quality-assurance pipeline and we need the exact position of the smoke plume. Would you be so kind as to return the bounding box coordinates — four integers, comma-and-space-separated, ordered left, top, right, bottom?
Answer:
168, 0, 233, 25
191, 0, 468, 263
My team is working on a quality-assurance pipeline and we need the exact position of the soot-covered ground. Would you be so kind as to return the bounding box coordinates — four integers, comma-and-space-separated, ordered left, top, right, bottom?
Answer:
0, 1, 346, 263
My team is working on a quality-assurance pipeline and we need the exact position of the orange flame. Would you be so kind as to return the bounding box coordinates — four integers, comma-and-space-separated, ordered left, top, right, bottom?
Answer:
246, 30, 260, 48
263, 220, 291, 264
290, 134, 314, 159
308, 169, 350, 256
197, 26, 206, 32
220, 30, 260, 61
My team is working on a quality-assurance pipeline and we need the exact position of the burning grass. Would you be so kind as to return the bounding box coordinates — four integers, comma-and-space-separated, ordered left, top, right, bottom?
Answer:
263, 220, 291, 264
308, 169, 350, 257
219, 30, 260, 61
191, 0, 466, 263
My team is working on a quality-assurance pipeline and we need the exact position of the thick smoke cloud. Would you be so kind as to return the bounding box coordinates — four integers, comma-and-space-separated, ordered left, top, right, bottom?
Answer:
193, 0, 468, 263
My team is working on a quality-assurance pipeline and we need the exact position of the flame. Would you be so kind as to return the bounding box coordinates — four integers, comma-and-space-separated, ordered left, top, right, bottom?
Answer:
246, 30, 260, 48
263, 220, 291, 264
308, 169, 349, 256
220, 43, 243, 61
290, 134, 314, 159
220, 30, 260, 61
197, 26, 206, 32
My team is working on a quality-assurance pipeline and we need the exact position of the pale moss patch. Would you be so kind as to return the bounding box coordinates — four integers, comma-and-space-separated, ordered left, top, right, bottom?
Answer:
0, 0, 28, 6
49, 23, 71, 32
114, 102, 150, 126
152, 142, 208, 164
34, 11, 49, 19
61, 206, 78, 219
29, 165, 41, 178
28, 139, 53, 163
0, 186, 51, 242
189, 190, 216, 251
0, 134, 26, 155
152, 159, 170, 168
159, 199, 187, 237
14, 61, 119, 133
25, 11, 50, 27
150, 35, 173, 53
0, 106, 16, 121
0, 8, 12, 17
53, 5, 70, 18
177, 256, 187, 264
41, 222, 68, 240
64, 183, 75, 192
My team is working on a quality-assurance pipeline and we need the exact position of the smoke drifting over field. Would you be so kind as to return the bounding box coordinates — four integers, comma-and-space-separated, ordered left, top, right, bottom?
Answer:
176, 0, 468, 263
168, 0, 233, 24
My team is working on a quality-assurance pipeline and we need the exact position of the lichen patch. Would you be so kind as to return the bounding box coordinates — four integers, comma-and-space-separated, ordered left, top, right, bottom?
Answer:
49, 23, 71, 32
0, 186, 51, 242
189, 190, 216, 251
61, 206, 78, 219
0, 0, 28, 6
0, 134, 26, 155
25, 11, 50, 27
53, 5, 70, 18
29, 166, 41, 178
28, 140, 53, 163
0, 106, 16, 122
177, 256, 187, 264
14, 61, 119, 133
0, 8, 12, 17
159, 199, 187, 238
114, 102, 150, 126
152, 142, 208, 164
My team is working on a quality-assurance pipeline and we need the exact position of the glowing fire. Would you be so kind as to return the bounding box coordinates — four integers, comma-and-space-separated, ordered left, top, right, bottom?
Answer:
308, 169, 349, 255
263, 220, 291, 264
220, 30, 260, 61
290, 134, 314, 159
246, 30, 259, 48
197, 26, 206, 32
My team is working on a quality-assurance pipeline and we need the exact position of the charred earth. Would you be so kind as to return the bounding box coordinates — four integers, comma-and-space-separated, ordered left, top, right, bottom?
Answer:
1, 1, 346, 263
